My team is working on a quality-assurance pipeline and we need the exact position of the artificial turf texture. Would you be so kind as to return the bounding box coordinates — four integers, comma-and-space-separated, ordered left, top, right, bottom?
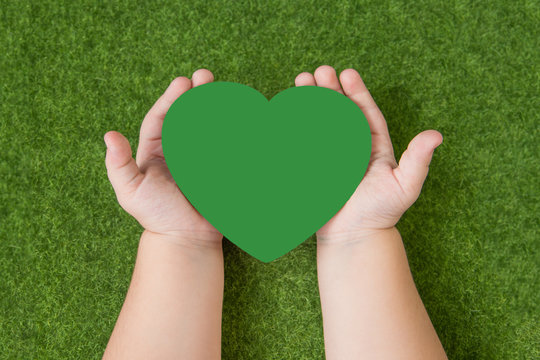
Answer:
1, 0, 538, 358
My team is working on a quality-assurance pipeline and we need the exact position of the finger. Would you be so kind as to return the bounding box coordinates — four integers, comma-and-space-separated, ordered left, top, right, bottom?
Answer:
104, 131, 143, 196
136, 76, 192, 166
314, 65, 344, 94
393, 130, 443, 199
339, 68, 395, 160
295, 72, 316, 86
191, 68, 214, 87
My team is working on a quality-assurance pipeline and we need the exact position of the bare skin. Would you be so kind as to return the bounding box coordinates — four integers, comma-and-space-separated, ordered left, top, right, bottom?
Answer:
103, 66, 447, 359
102, 69, 223, 360
295, 65, 447, 359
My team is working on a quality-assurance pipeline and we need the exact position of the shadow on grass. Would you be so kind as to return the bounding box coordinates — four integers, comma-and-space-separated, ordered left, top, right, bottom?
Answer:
375, 85, 480, 356
221, 234, 323, 359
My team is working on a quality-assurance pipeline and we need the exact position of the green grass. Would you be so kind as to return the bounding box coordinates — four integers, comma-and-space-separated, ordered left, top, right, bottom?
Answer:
1, 0, 538, 358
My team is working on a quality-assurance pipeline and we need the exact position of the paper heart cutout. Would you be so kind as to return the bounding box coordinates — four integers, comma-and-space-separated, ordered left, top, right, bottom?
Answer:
162, 82, 371, 262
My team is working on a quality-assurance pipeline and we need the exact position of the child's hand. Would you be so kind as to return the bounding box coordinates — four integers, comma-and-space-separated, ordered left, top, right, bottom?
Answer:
104, 69, 222, 244
295, 66, 443, 242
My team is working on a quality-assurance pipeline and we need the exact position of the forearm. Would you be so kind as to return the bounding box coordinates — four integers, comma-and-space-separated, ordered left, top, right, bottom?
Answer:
103, 230, 224, 360
317, 227, 446, 360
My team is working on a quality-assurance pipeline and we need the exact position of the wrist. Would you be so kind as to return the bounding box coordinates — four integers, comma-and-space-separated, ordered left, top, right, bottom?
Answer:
316, 226, 400, 246
142, 229, 223, 251
316, 226, 405, 268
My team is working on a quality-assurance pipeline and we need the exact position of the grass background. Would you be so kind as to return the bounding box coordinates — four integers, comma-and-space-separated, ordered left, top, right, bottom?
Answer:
1, 0, 538, 358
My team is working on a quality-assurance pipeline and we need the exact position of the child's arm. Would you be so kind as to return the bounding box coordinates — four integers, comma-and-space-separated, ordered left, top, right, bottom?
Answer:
296, 66, 447, 359
102, 231, 223, 360
102, 70, 223, 359
317, 228, 446, 359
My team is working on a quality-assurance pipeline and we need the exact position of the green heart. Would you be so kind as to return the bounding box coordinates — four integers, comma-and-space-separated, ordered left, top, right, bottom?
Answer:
162, 82, 371, 262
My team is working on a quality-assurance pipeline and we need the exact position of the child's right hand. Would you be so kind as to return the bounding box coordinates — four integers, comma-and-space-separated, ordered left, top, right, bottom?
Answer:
104, 70, 223, 245
295, 66, 443, 243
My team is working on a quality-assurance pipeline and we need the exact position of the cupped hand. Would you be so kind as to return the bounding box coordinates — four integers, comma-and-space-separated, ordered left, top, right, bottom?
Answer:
295, 66, 443, 242
104, 69, 223, 244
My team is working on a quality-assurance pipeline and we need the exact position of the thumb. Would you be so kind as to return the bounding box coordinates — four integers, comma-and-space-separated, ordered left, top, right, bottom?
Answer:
104, 131, 142, 196
393, 129, 443, 199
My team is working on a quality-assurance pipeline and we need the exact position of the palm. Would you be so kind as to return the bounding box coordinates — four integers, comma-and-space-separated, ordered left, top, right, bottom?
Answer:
130, 159, 218, 237
294, 66, 442, 240
105, 71, 222, 242
318, 154, 407, 239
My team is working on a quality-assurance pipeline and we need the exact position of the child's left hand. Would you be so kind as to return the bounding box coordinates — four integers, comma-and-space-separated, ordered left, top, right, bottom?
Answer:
104, 69, 223, 244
